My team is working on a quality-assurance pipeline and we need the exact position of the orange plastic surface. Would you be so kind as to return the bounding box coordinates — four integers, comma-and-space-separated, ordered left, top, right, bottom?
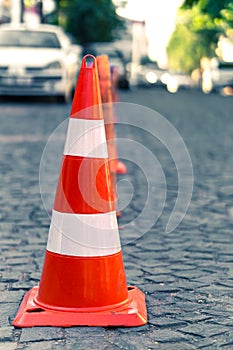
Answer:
36, 251, 128, 309
13, 285, 147, 327
70, 55, 103, 119
54, 155, 114, 214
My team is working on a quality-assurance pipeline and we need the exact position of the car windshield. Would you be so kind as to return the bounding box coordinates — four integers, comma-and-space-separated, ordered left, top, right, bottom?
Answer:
0, 30, 61, 48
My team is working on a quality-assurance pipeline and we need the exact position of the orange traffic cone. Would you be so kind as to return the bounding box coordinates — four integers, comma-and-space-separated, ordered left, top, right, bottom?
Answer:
13, 55, 147, 328
110, 65, 127, 175
97, 55, 120, 216
111, 65, 120, 103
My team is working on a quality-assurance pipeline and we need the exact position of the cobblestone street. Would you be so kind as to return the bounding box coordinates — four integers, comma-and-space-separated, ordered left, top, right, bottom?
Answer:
0, 87, 233, 349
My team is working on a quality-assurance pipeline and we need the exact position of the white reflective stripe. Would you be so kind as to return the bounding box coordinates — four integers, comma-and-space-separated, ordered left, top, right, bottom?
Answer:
47, 210, 121, 257
64, 119, 108, 158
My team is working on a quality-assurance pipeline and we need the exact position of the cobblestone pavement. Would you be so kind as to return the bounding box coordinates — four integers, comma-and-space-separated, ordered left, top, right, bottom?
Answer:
0, 88, 233, 349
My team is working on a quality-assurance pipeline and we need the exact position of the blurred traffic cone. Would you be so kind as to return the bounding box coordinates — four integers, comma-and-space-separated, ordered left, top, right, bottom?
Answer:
111, 65, 120, 103
110, 65, 127, 175
13, 55, 147, 328
116, 159, 127, 174
97, 55, 120, 216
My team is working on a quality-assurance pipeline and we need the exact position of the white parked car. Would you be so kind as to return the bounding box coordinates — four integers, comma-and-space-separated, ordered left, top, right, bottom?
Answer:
201, 57, 233, 94
0, 23, 82, 102
133, 63, 166, 87
163, 72, 196, 93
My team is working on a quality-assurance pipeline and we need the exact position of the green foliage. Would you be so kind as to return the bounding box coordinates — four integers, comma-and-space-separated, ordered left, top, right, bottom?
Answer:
181, 0, 199, 9
219, 2, 233, 38
59, 0, 124, 44
182, 0, 232, 16
167, 22, 216, 74
167, 25, 195, 73
167, 0, 233, 73
181, 0, 233, 32
196, 0, 232, 18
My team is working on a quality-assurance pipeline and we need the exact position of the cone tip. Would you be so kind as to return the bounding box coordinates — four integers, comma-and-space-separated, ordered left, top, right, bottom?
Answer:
82, 54, 96, 69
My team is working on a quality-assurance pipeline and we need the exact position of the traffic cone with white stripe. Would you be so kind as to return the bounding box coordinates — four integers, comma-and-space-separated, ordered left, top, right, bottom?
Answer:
13, 55, 147, 328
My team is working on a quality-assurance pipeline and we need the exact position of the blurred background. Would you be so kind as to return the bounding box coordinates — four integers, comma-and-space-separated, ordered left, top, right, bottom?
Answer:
0, 0, 232, 96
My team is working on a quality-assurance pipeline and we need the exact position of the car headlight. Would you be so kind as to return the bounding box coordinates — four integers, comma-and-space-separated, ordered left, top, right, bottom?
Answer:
160, 72, 170, 84
146, 71, 158, 84
46, 61, 62, 69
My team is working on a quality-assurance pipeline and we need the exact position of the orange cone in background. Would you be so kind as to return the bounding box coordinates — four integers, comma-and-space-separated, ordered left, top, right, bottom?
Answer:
97, 55, 120, 216
13, 55, 147, 328
110, 65, 127, 175
111, 65, 120, 103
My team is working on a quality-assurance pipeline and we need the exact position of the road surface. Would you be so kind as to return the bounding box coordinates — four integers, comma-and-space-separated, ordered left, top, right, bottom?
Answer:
0, 87, 233, 349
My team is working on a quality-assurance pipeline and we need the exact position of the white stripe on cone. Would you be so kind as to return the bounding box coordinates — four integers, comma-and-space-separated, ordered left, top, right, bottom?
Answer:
64, 119, 108, 158
47, 210, 121, 257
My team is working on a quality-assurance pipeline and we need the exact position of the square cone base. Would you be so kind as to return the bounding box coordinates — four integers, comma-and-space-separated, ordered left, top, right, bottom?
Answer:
13, 286, 147, 328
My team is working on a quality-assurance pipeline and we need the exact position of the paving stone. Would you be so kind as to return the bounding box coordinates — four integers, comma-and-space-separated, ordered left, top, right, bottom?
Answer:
141, 265, 173, 275
167, 300, 203, 314
170, 263, 198, 271
220, 341, 233, 349
0, 343, 17, 350
149, 316, 187, 328
152, 342, 196, 349
0, 326, 13, 340
145, 274, 176, 284
201, 308, 233, 319
176, 311, 213, 324
211, 318, 233, 327
65, 338, 117, 350
180, 323, 229, 338
152, 285, 180, 293
215, 280, 233, 288
19, 328, 64, 343
2, 251, 33, 259
125, 268, 144, 283
5, 258, 32, 266
0, 271, 22, 282
176, 280, 210, 291
172, 269, 212, 280
17, 340, 65, 350
198, 285, 233, 296
70, 326, 109, 336
106, 331, 161, 350
149, 329, 187, 343
0, 303, 19, 326
16, 245, 45, 253
0, 291, 24, 303
0, 239, 21, 246
10, 281, 37, 291
195, 338, 216, 349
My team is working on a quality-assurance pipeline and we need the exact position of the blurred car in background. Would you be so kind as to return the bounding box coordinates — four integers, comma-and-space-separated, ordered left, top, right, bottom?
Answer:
133, 61, 166, 87
86, 42, 130, 89
201, 57, 233, 94
162, 71, 196, 93
0, 23, 82, 102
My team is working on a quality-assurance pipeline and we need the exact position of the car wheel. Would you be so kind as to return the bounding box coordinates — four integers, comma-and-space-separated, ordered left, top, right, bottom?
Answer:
119, 79, 129, 90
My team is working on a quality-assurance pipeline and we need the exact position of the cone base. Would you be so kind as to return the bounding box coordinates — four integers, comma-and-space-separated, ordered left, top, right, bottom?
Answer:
116, 161, 127, 174
13, 286, 147, 328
